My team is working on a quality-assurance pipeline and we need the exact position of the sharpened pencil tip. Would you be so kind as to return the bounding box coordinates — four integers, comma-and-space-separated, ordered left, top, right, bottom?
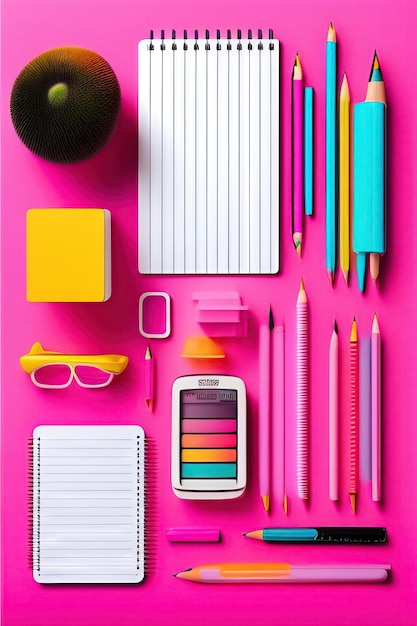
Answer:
369, 51, 383, 81
269, 307, 274, 330
327, 22, 336, 41
350, 318, 358, 342
334, 320, 338, 333
262, 495, 270, 512
327, 269, 334, 287
342, 269, 349, 285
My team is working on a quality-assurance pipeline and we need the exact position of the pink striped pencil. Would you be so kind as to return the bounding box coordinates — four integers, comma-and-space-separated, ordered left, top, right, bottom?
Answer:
329, 321, 339, 501
292, 54, 304, 257
349, 319, 359, 512
296, 279, 309, 500
371, 314, 381, 501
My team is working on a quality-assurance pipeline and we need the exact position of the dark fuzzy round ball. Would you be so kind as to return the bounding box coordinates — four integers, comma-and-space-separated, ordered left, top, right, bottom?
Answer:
10, 46, 121, 164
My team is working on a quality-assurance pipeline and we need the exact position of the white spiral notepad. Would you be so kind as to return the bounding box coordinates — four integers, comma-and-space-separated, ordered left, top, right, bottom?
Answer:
31, 425, 145, 584
138, 30, 280, 274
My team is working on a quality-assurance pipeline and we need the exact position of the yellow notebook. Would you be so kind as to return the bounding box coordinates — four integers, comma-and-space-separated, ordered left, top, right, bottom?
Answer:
26, 208, 111, 302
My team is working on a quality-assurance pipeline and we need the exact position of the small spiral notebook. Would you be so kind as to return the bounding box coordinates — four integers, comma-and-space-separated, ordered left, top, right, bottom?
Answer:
30, 425, 145, 584
138, 29, 280, 275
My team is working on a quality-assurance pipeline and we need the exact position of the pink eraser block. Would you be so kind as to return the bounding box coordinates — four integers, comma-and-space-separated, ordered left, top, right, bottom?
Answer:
192, 291, 240, 302
166, 528, 221, 543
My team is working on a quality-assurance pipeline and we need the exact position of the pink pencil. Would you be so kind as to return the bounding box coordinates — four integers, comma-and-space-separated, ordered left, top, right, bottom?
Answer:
372, 314, 381, 501
292, 54, 304, 257
329, 321, 338, 501
145, 346, 154, 410
259, 308, 272, 512
296, 280, 309, 500
272, 323, 287, 513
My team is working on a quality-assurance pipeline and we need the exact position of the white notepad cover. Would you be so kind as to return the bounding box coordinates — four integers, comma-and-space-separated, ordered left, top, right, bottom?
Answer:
138, 35, 280, 275
32, 425, 145, 584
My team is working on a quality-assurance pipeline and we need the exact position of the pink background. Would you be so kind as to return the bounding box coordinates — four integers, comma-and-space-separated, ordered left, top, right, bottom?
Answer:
2, 0, 417, 624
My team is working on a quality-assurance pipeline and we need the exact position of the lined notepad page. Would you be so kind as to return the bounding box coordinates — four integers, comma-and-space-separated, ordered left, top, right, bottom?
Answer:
32, 425, 145, 584
138, 31, 280, 274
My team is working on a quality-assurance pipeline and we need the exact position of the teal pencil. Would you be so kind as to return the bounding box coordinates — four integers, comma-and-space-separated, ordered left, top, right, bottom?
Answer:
326, 23, 337, 286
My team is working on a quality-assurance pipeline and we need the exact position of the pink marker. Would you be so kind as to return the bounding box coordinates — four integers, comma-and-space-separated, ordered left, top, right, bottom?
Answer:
329, 322, 338, 501
272, 324, 286, 513
372, 314, 381, 501
258, 308, 272, 512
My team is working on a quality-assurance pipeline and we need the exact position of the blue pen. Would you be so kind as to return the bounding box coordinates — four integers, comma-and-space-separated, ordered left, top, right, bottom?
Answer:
326, 23, 337, 286
244, 527, 387, 544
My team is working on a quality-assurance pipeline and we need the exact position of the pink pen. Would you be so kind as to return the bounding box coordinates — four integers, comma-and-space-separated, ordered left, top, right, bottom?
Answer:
329, 321, 338, 501
292, 53, 304, 257
145, 346, 154, 410
372, 314, 381, 501
258, 309, 272, 512
272, 324, 286, 513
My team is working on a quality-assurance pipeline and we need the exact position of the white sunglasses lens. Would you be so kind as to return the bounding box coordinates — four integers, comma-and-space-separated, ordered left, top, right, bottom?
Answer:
74, 365, 113, 386
33, 364, 71, 386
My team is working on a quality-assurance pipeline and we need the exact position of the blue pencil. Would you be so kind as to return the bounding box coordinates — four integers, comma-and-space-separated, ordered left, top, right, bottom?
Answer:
326, 23, 337, 286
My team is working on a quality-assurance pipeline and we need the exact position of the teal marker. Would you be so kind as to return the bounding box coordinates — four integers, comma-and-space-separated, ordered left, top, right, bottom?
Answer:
353, 52, 386, 292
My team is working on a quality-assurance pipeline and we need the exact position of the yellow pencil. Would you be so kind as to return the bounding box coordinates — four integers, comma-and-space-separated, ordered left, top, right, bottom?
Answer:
339, 73, 350, 285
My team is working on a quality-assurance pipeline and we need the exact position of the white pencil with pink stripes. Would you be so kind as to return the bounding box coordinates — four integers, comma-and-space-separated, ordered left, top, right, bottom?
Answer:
296, 279, 309, 500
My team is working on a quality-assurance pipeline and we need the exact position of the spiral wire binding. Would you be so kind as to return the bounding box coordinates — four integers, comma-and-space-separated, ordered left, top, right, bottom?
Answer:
28, 437, 41, 571
146, 29, 276, 50
143, 437, 159, 576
